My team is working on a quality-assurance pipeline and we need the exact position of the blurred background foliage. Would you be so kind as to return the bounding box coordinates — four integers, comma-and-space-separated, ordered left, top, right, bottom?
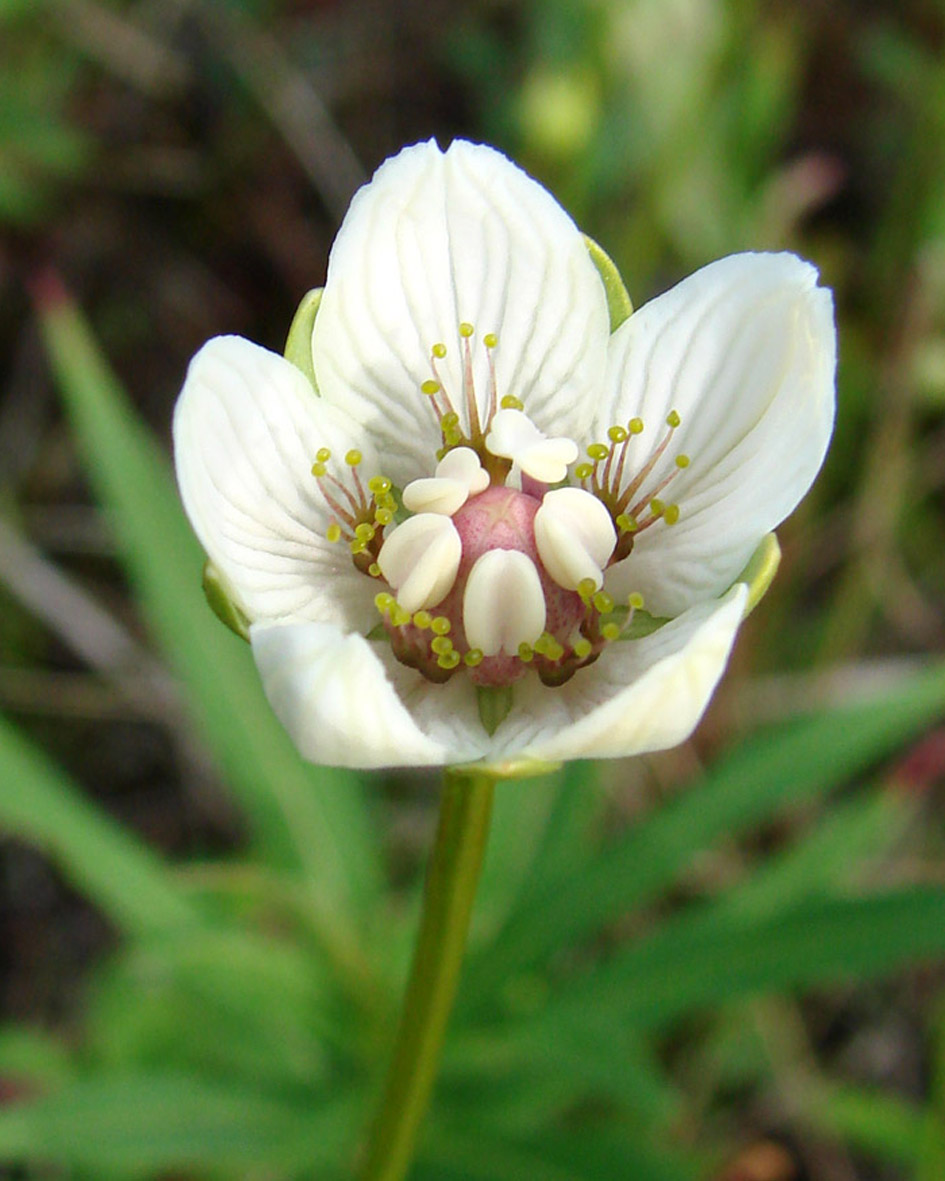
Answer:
1, 0, 945, 1178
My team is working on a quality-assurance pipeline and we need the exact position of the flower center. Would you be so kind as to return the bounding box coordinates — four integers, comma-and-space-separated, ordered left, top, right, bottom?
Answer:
312, 325, 692, 701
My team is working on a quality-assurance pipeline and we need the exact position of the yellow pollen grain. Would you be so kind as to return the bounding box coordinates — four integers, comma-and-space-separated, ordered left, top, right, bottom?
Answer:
616, 513, 638, 534
666, 409, 681, 429
649, 497, 665, 517
421, 379, 441, 396
355, 522, 375, 542
431, 616, 451, 636
432, 343, 447, 359
349, 538, 366, 555
311, 461, 327, 477
586, 443, 609, 462
628, 417, 644, 435
345, 449, 362, 466
675, 454, 691, 469
601, 622, 621, 642
374, 592, 394, 613
441, 411, 460, 429
413, 611, 432, 630
664, 504, 681, 525
326, 522, 342, 543
575, 462, 594, 481
369, 475, 392, 494
501, 394, 524, 410
374, 507, 393, 526
607, 425, 628, 444
483, 333, 498, 348
316, 447, 331, 463
459, 321, 475, 338
464, 648, 484, 666
431, 635, 453, 656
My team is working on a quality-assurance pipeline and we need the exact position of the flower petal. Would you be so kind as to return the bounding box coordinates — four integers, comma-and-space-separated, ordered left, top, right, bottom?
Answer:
312, 139, 609, 486
598, 253, 836, 616
491, 585, 747, 762
174, 336, 379, 631
250, 621, 455, 768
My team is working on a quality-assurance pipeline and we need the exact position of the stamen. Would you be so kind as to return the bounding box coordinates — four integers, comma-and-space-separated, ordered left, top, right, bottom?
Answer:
461, 324, 482, 441
326, 523, 342, 543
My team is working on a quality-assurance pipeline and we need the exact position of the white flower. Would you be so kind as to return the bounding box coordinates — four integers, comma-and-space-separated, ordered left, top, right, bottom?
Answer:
173, 139, 835, 771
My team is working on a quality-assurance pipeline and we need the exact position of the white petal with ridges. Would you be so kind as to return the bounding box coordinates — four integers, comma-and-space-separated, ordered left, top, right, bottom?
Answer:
463, 550, 546, 656
173, 335, 377, 631
250, 621, 451, 767
490, 584, 747, 762
597, 252, 835, 616
377, 513, 462, 612
534, 486, 617, 591
312, 140, 609, 487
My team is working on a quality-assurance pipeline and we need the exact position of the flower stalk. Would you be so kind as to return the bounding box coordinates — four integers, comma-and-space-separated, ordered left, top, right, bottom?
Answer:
358, 767, 495, 1181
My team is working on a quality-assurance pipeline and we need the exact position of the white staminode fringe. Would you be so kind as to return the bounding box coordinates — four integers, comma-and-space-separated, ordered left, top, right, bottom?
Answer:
485, 408, 579, 484
377, 513, 462, 612
463, 549, 546, 656
534, 486, 617, 591
402, 446, 490, 516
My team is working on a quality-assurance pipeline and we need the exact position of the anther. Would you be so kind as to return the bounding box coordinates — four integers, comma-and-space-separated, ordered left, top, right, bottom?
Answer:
459, 322, 475, 338
587, 443, 609, 462
628, 417, 644, 435
413, 611, 432, 630
517, 642, 534, 662
345, 449, 362, 466
374, 507, 393, 525
675, 454, 690, 469
592, 591, 615, 615
311, 462, 327, 477
615, 513, 638, 533
500, 394, 524, 410
666, 409, 681, 429
649, 498, 665, 517
349, 538, 366, 555
431, 636, 453, 656
573, 638, 593, 660
438, 649, 461, 670
432, 343, 447, 359
326, 522, 342, 543
464, 648, 484, 666
368, 563, 381, 577
577, 577, 597, 603
421, 380, 441, 396
575, 462, 594, 481
355, 522, 375, 542
664, 504, 681, 525
316, 447, 331, 463
628, 592, 645, 611
369, 476, 392, 494
608, 425, 628, 444
483, 333, 498, 348
430, 616, 451, 636
374, 592, 395, 614
601, 622, 621, 642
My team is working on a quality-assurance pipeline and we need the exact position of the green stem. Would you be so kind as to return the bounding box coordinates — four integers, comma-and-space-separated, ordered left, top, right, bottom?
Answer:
359, 767, 495, 1181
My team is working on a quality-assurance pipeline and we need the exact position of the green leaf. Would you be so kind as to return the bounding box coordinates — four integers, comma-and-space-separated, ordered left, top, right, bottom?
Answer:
461, 660, 945, 1011
0, 1073, 357, 1171
36, 287, 381, 926
536, 887, 945, 1033
0, 712, 195, 934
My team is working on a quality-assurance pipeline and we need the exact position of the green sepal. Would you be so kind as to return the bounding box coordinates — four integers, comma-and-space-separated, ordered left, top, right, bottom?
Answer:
283, 288, 322, 391
460, 755, 562, 781
584, 235, 633, 332
202, 561, 251, 643
617, 607, 672, 640
476, 684, 513, 736
736, 532, 781, 618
